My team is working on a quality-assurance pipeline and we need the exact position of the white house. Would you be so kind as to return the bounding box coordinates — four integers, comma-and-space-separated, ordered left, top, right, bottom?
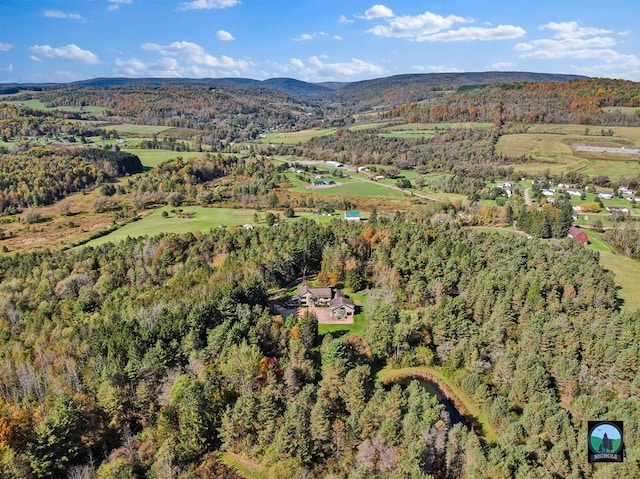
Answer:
598, 192, 613, 199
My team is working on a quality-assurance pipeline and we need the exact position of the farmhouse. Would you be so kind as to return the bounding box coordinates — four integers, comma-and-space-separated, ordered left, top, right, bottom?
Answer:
568, 226, 589, 244
598, 192, 613, 200
297, 285, 356, 320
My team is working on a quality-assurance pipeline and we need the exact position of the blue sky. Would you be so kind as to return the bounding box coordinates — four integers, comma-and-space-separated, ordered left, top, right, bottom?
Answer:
1, 0, 639, 84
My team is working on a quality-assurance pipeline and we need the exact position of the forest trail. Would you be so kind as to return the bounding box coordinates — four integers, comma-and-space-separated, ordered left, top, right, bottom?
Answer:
378, 365, 499, 442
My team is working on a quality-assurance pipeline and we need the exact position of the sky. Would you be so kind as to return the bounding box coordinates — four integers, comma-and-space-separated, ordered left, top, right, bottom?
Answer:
1, 0, 640, 84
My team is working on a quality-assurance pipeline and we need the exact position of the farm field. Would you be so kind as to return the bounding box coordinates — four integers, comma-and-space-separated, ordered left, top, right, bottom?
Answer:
80, 206, 260, 247
8, 99, 106, 114
286, 173, 408, 199
586, 230, 640, 312
123, 149, 205, 168
254, 128, 336, 145
497, 123, 640, 179
80, 206, 358, 248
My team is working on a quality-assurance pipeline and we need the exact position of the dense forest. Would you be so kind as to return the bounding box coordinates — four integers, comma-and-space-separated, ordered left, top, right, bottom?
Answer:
0, 73, 639, 478
0, 216, 637, 478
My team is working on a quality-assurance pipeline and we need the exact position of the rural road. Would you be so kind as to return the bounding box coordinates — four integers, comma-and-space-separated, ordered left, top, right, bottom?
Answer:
349, 175, 440, 202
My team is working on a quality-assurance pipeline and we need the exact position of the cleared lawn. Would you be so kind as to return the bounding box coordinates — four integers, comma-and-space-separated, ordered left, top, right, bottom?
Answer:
107, 124, 173, 135
587, 231, 640, 312
288, 177, 407, 199
253, 128, 336, 145
498, 124, 640, 179
123, 149, 204, 168
81, 206, 259, 247
11, 99, 106, 114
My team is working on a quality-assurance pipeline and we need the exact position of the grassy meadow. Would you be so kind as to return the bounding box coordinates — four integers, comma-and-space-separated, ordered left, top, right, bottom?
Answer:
586, 230, 640, 312
497, 123, 640, 179
123, 149, 205, 168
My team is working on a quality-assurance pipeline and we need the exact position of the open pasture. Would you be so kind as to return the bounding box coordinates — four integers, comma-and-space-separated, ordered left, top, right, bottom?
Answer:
106, 124, 173, 135
497, 124, 640, 179
123, 149, 204, 168
286, 173, 407, 199
255, 128, 336, 145
587, 231, 640, 312
81, 206, 260, 247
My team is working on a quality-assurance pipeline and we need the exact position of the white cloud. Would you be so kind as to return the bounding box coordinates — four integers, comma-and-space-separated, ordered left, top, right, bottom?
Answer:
362, 4, 394, 20
419, 25, 525, 42
492, 62, 516, 69
0, 42, 14, 51
294, 32, 328, 42
43, 10, 84, 21
338, 15, 353, 24
334, 35, 343, 41
0, 64, 13, 72
514, 20, 640, 80
117, 40, 253, 77
412, 65, 464, 73
365, 8, 524, 44
280, 56, 384, 81
179, 0, 240, 11
115, 57, 181, 77
216, 30, 234, 41
30, 44, 99, 64
108, 0, 133, 11
367, 11, 471, 39
542, 21, 612, 39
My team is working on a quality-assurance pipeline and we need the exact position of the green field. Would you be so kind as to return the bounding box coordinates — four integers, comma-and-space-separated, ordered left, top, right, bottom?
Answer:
80, 206, 359, 248
81, 206, 260, 247
497, 123, 640, 179
107, 124, 173, 135
253, 128, 336, 145
11, 99, 106, 114
286, 174, 407, 199
123, 149, 204, 168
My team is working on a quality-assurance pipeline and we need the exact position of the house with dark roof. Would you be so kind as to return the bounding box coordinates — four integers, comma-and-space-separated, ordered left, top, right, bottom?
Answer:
329, 290, 355, 320
568, 226, 588, 244
297, 285, 356, 320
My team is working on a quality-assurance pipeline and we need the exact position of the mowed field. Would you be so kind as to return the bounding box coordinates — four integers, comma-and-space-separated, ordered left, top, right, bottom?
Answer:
586, 231, 640, 312
123, 149, 205, 168
254, 128, 337, 145
81, 206, 259, 247
497, 123, 640, 179
286, 173, 408, 199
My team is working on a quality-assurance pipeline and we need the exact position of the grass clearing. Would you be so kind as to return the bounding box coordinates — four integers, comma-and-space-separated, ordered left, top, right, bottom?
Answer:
318, 312, 365, 336
122, 149, 204, 168
221, 452, 264, 479
498, 123, 640, 179
286, 175, 407, 199
254, 128, 337, 145
107, 124, 173, 135
81, 206, 260, 247
586, 230, 640, 312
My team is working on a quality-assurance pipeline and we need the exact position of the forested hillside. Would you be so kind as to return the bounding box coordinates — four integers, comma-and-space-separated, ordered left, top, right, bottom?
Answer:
0, 72, 639, 478
0, 217, 637, 478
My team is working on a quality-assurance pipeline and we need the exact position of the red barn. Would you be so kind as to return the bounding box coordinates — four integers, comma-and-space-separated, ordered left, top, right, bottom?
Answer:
568, 226, 589, 244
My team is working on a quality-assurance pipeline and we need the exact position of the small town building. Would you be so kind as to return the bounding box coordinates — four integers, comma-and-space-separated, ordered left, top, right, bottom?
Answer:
344, 210, 361, 221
